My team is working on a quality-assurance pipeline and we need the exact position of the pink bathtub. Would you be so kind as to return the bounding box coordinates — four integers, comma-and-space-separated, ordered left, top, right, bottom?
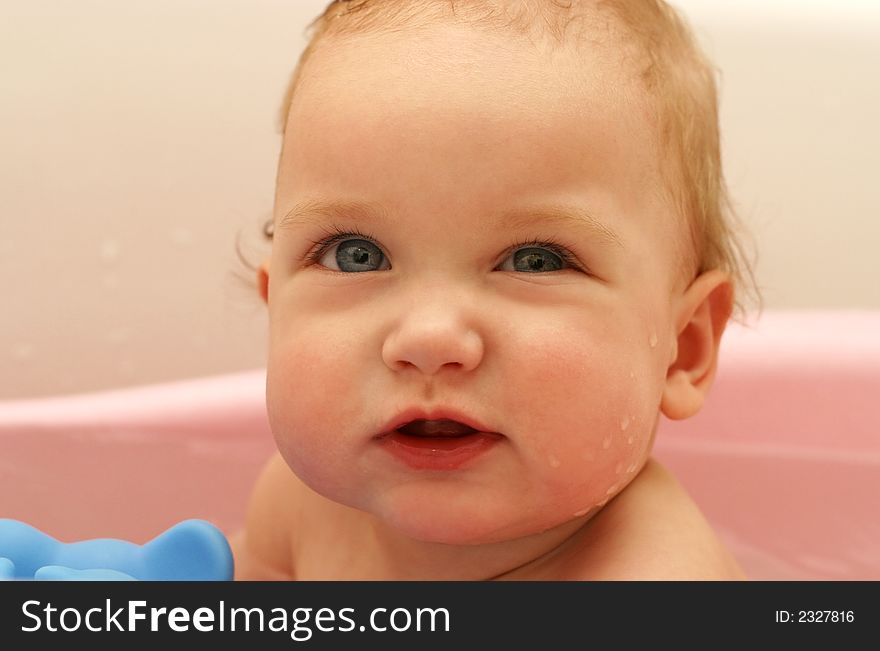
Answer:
1, 310, 878, 580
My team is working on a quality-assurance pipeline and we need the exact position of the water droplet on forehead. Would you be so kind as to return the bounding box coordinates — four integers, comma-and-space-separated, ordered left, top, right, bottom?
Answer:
649, 332, 658, 348
548, 454, 561, 468
170, 227, 192, 246
10, 343, 33, 360
601, 435, 612, 450
100, 239, 119, 262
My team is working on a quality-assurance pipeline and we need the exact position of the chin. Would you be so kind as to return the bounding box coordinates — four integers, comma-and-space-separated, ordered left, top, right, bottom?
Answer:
375, 493, 538, 546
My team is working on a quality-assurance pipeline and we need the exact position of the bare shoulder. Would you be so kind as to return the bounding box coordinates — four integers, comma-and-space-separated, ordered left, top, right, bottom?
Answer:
232, 452, 303, 580
568, 457, 747, 580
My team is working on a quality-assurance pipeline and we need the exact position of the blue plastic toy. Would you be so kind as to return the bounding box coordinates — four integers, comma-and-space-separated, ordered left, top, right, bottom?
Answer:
0, 519, 233, 581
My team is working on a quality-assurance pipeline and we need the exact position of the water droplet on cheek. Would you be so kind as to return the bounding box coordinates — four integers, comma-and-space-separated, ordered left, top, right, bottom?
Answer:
548, 454, 561, 468
619, 415, 630, 431
572, 507, 592, 518
614, 462, 624, 475
606, 483, 620, 496
601, 435, 612, 450
649, 332, 658, 348
627, 435, 634, 445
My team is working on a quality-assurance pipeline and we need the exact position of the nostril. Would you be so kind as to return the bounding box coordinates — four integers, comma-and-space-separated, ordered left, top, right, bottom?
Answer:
391, 361, 465, 377
382, 328, 484, 376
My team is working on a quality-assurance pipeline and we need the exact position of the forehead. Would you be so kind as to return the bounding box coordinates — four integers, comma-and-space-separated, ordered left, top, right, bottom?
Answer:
292, 21, 650, 135
281, 22, 670, 243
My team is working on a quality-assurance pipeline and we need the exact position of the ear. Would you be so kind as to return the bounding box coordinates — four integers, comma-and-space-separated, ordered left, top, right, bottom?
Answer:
258, 259, 270, 304
660, 269, 734, 420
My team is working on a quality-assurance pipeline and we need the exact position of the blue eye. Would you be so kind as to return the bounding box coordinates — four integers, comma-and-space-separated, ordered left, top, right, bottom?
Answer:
317, 238, 389, 273
305, 228, 583, 274
499, 246, 566, 273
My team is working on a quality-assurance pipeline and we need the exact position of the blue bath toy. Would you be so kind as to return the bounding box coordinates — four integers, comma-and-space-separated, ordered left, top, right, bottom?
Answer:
0, 519, 233, 581
0, 557, 14, 580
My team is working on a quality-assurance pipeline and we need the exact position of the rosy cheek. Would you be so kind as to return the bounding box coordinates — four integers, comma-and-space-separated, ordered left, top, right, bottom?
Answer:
498, 325, 656, 488
267, 334, 355, 464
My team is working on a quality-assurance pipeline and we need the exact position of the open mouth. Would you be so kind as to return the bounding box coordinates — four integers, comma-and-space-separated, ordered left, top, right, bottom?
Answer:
378, 419, 503, 469
396, 419, 479, 438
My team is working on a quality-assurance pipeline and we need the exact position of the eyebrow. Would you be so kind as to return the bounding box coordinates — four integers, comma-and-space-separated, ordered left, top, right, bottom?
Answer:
280, 199, 624, 249
280, 199, 391, 230
498, 203, 624, 249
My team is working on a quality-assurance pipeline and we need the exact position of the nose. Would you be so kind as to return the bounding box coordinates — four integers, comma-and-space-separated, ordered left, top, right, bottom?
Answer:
381, 303, 485, 376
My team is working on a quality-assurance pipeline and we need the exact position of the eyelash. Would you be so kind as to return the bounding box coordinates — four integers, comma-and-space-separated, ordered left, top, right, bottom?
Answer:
304, 225, 377, 266
303, 225, 586, 273
503, 236, 585, 272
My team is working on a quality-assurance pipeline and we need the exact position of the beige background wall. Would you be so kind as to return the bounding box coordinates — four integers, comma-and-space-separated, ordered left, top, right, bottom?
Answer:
2, 0, 878, 399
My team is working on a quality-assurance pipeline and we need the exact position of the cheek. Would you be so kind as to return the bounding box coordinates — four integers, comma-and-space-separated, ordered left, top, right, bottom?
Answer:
497, 320, 658, 493
266, 322, 364, 491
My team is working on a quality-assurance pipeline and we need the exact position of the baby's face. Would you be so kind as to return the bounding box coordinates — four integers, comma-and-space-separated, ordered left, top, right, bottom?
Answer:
265, 23, 687, 544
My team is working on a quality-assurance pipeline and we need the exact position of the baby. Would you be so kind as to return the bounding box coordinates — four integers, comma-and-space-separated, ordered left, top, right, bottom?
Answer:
233, 0, 758, 580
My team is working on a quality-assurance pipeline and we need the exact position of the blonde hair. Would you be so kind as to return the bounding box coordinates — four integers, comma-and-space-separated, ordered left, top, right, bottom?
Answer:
274, 0, 762, 321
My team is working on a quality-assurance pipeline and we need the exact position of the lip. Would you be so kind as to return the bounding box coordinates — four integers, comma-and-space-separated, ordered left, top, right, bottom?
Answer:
375, 407, 503, 471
